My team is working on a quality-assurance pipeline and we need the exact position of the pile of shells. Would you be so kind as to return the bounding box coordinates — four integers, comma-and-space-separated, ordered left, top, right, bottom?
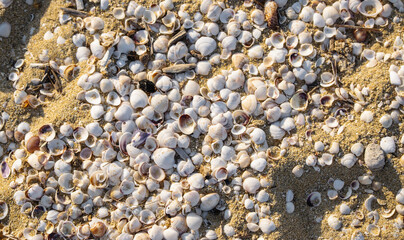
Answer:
1, 0, 404, 239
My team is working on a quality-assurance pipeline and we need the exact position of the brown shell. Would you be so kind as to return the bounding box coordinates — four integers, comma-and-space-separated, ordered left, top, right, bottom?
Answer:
265, 1, 278, 30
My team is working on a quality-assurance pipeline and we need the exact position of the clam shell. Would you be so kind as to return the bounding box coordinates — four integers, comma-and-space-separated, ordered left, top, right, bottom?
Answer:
358, 0, 383, 18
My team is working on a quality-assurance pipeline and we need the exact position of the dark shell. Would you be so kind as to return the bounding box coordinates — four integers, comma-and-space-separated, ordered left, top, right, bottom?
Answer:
26, 136, 41, 153
131, 130, 150, 148
139, 79, 157, 94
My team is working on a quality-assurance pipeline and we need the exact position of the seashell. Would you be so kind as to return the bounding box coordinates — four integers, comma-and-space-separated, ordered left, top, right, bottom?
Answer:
358, 0, 382, 18
0, 0, 13, 8
73, 127, 89, 142
341, 153, 357, 168
265, 1, 278, 29
207, 3, 222, 22
269, 32, 285, 49
1, 161, 10, 179
139, 209, 155, 224
143, 10, 156, 24
0, 200, 8, 220
90, 221, 107, 238
307, 192, 321, 207
195, 37, 217, 57
47, 139, 66, 156
57, 221, 77, 237
241, 95, 257, 115
220, 8, 234, 23
152, 148, 175, 169
251, 9, 265, 25
299, 43, 314, 56
289, 20, 306, 35
367, 224, 380, 236
58, 173, 74, 192
322, 6, 339, 25
290, 91, 308, 111
178, 114, 196, 135
300, 6, 314, 22
200, 193, 220, 211
328, 214, 342, 230
289, 53, 303, 67
285, 35, 298, 49
212, 167, 228, 181
38, 124, 56, 142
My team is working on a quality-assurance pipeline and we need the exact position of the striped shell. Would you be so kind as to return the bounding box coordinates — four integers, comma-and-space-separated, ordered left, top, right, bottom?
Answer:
265, 1, 278, 30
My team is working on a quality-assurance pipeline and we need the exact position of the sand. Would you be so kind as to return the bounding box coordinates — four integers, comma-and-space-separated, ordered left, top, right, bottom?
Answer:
0, 0, 403, 239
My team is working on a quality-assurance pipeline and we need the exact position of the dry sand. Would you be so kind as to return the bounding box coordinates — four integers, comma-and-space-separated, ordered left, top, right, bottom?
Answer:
0, 0, 403, 239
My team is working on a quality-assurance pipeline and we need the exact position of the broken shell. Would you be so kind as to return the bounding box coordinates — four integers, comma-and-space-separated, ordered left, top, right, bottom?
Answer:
366, 224, 380, 236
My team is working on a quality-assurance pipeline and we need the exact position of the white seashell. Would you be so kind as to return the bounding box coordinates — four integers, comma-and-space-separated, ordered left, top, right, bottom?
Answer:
220, 8, 234, 23
351, 143, 364, 156
299, 43, 313, 56
322, 6, 339, 25
313, 13, 325, 28
285, 35, 298, 49
380, 136, 395, 154
360, 110, 373, 123
226, 70, 245, 90
85, 89, 102, 105
0, 22, 11, 38
247, 45, 263, 59
390, 71, 401, 85
251, 9, 265, 25
340, 203, 351, 215
200, 193, 220, 211
250, 158, 267, 172
327, 214, 342, 230
358, 0, 382, 17
341, 153, 357, 168
241, 95, 257, 115
114, 103, 133, 121
259, 219, 276, 234
195, 37, 217, 57
379, 114, 392, 128
195, 61, 211, 76
186, 213, 203, 230
289, 20, 306, 35
152, 148, 175, 169
206, 3, 222, 22
270, 123, 285, 140
76, 47, 91, 62
299, 6, 314, 22
243, 177, 260, 194
313, 31, 325, 42
269, 32, 285, 49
